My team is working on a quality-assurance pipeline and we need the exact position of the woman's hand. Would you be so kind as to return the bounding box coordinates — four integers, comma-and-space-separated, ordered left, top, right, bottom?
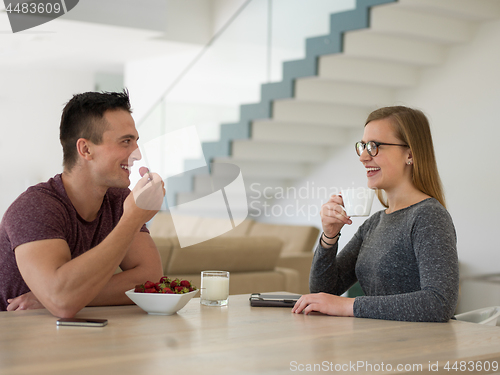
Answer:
320, 194, 352, 239
292, 292, 354, 317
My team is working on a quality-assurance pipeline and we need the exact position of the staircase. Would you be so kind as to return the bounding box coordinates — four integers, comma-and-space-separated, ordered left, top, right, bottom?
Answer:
166, 0, 500, 215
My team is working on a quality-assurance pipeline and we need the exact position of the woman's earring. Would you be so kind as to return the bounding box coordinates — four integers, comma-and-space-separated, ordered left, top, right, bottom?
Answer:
407, 161, 412, 165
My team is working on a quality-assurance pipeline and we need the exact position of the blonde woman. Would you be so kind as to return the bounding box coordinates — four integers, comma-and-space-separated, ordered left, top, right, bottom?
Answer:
292, 106, 459, 322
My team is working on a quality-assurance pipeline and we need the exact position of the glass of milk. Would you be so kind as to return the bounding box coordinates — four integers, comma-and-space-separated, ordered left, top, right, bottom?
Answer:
200, 271, 230, 306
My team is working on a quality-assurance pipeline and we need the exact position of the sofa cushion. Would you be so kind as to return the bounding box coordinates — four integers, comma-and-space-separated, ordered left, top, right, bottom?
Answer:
153, 237, 174, 272
277, 253, 314, 294
218, 218, 254, 237
248, 222, 320, 255
164, 236, 283, 274
149, 212, 254, 239
148, 212, 180, 238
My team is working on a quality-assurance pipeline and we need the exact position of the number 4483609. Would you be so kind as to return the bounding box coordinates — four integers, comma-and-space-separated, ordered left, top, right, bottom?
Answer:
444, 360, 498, 372
5, 2, 62, 14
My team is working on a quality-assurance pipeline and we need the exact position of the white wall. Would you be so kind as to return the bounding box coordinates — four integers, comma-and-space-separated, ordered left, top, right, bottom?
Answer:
259, 19, 500, 278
397, 19, 500, 277
0, 68, 94, 216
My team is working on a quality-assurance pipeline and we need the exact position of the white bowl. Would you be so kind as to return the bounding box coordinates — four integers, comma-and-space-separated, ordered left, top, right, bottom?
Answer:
125, 289, 198, 315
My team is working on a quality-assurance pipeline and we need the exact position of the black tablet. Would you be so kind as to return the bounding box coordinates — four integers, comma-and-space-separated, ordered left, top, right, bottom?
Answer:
249, 293, 302, 307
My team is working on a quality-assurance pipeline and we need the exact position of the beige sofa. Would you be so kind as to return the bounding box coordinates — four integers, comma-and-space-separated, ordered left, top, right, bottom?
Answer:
148, 213, 320, 295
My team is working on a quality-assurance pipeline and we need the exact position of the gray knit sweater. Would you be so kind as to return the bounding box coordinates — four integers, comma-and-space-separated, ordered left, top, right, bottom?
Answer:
309, 198, 459, 322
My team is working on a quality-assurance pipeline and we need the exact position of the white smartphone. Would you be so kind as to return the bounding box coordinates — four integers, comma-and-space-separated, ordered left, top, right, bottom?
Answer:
56, 318, 108, 327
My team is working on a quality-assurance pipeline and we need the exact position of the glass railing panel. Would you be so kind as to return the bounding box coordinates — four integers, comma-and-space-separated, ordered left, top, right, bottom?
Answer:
134, 0, 268, 186
133, 0, 357, 188
269, 0, 355, 81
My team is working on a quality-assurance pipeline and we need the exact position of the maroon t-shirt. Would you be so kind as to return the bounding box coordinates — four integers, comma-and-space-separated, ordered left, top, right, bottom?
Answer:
0, 174, 148, 311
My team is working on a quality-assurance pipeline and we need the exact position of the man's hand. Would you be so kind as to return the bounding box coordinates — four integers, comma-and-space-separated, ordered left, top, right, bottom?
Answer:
6, 291, 44, 311
123, 170, 165, 228
133, 171, 164, 211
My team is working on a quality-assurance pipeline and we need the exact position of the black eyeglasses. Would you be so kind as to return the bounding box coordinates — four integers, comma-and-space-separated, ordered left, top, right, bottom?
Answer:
355, 141, 408, 157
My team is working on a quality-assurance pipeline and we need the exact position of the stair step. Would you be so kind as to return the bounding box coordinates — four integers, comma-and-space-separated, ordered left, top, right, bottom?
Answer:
211, 158, 312, 179
172, 191, 244, 216
177, 178, 286, 205
272, 100, 370, 127
175, 191, 264, 216
396, 0, 500, 21
192, 174, 288, 195
231, 140, 332, 162
176, 191, 253, 208
252, 119, 351, 145
318, 55, 419, 87
343, 30, 446, 66
294, 78, 395, 107
370, 4, 475, 44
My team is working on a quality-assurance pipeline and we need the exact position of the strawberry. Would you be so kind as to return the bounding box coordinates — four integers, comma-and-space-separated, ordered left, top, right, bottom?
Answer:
159, 276, 171, 284
134, 276, 197, 294
180, 280, 191, 288
144, 281, 156, 289
176, 286, 189, 294
134, 284, 145, 293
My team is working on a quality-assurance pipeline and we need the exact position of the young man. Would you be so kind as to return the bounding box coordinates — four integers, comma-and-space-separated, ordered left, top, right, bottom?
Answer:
0, 91, 165, 317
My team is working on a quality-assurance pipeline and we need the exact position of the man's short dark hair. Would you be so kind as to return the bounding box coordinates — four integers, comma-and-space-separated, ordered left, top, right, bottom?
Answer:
59, 90, 132, 170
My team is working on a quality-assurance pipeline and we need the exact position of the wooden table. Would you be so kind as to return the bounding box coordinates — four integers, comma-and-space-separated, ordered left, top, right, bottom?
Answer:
1, 294, 500, 375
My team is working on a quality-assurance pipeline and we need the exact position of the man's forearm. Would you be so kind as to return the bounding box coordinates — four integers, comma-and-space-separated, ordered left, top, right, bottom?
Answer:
89, 232, 163, 307
88, 270, 139, 306
89, 265, 160, 306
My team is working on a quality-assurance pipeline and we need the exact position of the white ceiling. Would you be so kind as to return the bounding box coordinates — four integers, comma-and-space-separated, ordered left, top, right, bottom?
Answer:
0, 0, 218, 72
61, 0, 171, 32
0, 0, 355, 78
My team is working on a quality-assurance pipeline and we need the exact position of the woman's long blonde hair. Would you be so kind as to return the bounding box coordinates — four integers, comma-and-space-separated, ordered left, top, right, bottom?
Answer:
365, 106, 446, 208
